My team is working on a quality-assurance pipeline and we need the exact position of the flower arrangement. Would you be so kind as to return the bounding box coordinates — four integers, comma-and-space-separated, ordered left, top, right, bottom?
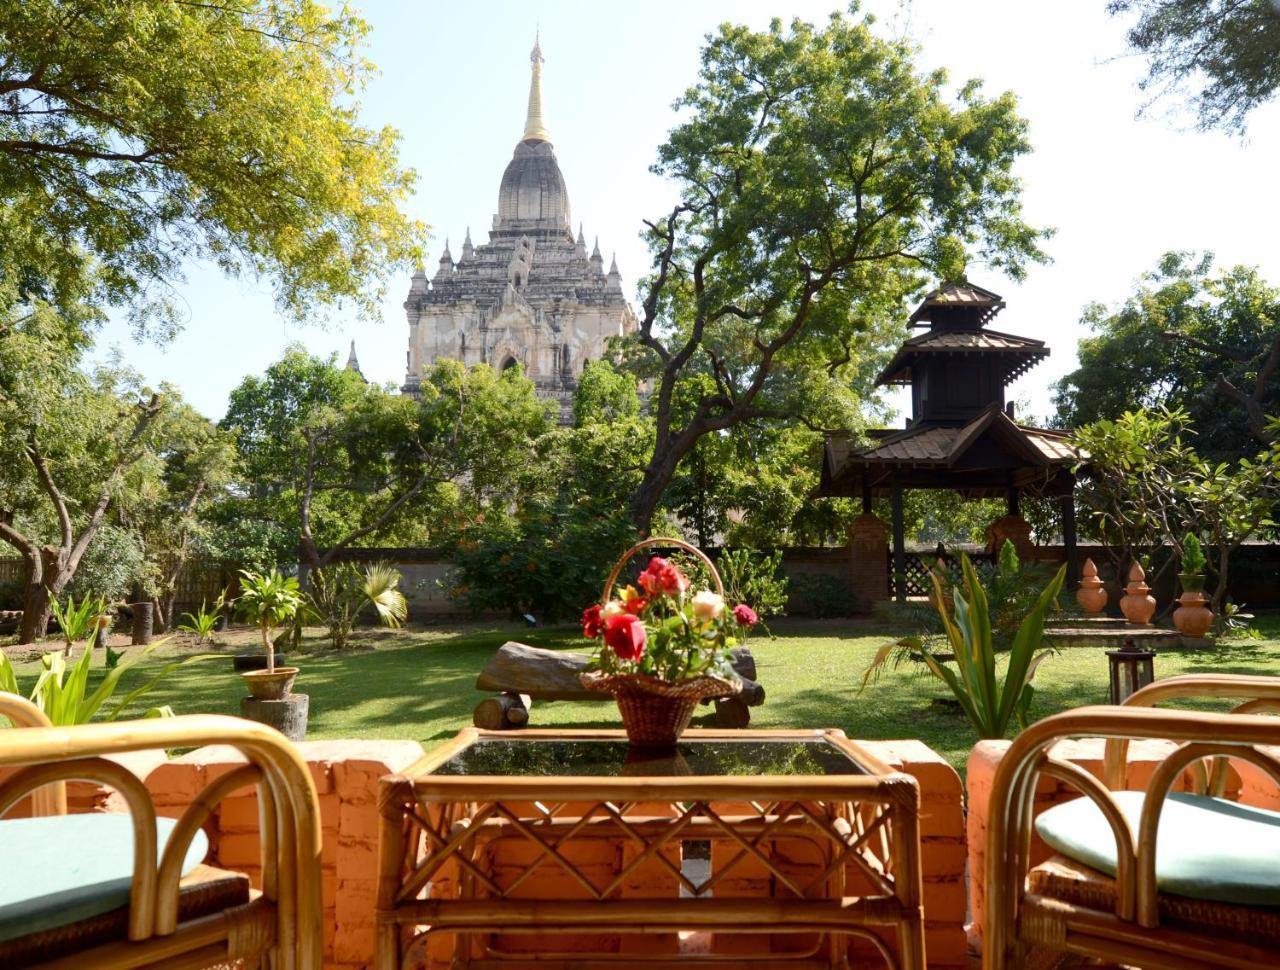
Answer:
582, 555, 758, 680
579, 539, 756, 746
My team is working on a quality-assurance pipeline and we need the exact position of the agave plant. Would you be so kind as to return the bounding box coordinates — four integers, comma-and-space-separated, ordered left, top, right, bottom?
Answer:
0, 636, 211, 724
48, 591, 109, 655
862, 554, 1066, 740
177, 589, 228, 643
304, 562, 408, 650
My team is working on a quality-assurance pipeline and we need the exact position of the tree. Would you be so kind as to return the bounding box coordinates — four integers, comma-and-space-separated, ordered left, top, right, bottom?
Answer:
219, 350, 553, 571
1107, 0, 1280, 134
0, 0, 421, 333
624, 9, 1046, 533
1055, 252, 1280, 460
115, 401, 235, 630
0, 294, 167, 642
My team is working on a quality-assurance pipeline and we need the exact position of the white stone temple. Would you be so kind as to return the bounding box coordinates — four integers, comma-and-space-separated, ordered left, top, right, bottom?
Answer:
402, 36, 638, 420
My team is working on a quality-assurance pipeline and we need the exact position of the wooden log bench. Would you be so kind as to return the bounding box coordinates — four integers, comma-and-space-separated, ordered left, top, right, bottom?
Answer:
473, 641, 765, 729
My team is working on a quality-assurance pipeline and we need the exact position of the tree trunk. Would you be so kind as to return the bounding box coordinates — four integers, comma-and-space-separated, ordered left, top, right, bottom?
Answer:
19, 580, 52, 644
630, 447, 683, 536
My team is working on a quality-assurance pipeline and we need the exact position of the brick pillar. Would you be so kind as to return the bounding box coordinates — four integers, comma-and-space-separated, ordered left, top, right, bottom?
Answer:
848, 513, 889, 607
985, 514, 1034, 560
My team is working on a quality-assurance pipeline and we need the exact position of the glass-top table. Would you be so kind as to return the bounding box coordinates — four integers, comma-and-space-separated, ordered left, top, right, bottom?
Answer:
430, 736, 868, 778
376, 729, 925, 969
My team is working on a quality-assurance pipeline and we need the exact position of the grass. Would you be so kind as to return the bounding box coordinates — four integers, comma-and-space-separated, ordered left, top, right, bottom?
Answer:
6, 612, 1280, 773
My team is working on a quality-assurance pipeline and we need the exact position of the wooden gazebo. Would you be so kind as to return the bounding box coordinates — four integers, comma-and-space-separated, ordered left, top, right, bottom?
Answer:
818, 282, 1080, 600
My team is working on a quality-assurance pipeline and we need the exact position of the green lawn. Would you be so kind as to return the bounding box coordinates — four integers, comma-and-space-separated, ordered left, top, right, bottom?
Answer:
8, 613, 1280, 772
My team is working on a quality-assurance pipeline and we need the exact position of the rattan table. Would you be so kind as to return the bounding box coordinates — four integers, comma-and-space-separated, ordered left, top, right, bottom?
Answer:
376, 728, 925, 970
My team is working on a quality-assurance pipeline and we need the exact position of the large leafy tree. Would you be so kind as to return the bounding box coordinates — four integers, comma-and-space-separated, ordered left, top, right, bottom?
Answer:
0, 288, 175, 642
219, 350, 552, 571
1054, 252, 1280, 459
624, 8, 1047, 534
1108, 0, 1280, 134
0, 0, 421, 333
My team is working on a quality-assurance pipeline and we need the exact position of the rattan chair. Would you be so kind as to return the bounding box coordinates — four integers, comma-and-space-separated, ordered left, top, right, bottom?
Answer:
984, 674, 1280, 970
0, 691, 323, 969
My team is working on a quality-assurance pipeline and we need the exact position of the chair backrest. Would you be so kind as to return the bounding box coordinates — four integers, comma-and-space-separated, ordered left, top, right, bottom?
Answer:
1104, 674, 1280, 794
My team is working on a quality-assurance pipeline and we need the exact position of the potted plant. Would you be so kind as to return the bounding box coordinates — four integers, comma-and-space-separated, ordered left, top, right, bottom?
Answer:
1173, 532, 1213, 638
579, 539, 755, 747
235, 569, 303, 701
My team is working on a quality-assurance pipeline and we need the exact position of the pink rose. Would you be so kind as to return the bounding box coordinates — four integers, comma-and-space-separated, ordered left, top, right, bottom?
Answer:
637, 556, 689, 597
732, 604, 758, 627
603, 612, 647, 661
581, 604, 604, 639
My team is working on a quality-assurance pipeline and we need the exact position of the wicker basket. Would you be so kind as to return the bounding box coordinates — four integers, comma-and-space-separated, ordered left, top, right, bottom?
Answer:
580, 538, 741, 747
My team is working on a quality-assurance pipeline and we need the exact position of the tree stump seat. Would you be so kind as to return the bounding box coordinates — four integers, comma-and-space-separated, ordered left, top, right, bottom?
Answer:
473, 641, 765, 729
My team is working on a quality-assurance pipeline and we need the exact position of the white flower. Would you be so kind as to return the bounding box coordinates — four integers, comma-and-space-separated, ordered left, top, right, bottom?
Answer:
601, 599, 626, 618
691, 590, 725, 621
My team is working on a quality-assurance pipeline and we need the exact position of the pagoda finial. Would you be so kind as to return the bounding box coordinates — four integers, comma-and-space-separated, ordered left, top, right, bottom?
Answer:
462, 227, 474, 259
521, 32, 550, 143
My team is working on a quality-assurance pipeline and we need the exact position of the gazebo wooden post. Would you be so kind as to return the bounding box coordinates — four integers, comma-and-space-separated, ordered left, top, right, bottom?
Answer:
891, 483, 906, 603
1061, 488, 1079, 591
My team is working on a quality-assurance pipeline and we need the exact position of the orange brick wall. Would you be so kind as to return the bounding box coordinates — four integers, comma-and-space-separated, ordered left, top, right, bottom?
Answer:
144, 738, 423, 970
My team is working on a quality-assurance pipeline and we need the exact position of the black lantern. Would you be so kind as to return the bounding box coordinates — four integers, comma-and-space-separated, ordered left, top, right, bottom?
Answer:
1106, 637, 1155, 704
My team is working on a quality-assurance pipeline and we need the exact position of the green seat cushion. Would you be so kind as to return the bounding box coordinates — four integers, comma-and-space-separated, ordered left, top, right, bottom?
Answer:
1036, 789, 1280, 908
0, 814, 209, 943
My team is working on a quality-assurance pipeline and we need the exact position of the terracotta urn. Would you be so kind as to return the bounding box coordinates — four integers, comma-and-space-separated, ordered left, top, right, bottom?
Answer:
1119, 562, 1157, 626
1173, 590, 1214, 638
1075, 558, 1108, 614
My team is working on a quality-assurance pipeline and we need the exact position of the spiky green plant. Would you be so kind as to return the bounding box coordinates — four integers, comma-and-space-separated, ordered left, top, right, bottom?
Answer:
235, 569, 303, 673
304, 562, 407, 650
48, 592, 108, 655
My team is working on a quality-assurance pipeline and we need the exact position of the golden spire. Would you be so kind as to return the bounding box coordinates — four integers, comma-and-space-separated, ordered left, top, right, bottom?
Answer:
522, 31, 550, 143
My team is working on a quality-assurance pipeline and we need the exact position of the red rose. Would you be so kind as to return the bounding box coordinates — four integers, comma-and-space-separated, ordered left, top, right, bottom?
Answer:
637, 556, 689, 596
732, 604, 758, 627
581, 604, 604, 639
603, 612, 647, 661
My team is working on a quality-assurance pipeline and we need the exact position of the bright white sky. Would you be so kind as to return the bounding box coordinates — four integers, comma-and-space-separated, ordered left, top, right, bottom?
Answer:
90, 0, 1280, 425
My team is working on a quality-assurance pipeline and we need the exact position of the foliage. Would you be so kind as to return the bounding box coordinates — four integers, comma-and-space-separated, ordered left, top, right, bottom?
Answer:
790, 573, 861, 618
219, 350, 552, 571
620, 8, 1047, 532
1107, 0, 1280, 133
0, 0, 422, 335
1074, 407, 1280, 612
177, 591, 227, 644
866, 556, 1066, 740
448, 502, 638, 622
716, 549, 789, 636
979, 541, 1063, 650
572, 359, 640, 428
304, 562, 407, 650
67, 525, 152, 603
47, 591, 108, 655
1180, 532, 1206, 575
0, 634, 211, 724
0, 293, 169, 642
1055, 253, 1280, 460
582, 556, 757, 682
235, 569, 303, 673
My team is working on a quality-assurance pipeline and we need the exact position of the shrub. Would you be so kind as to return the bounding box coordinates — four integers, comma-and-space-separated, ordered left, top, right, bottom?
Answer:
304, 562, 407, 649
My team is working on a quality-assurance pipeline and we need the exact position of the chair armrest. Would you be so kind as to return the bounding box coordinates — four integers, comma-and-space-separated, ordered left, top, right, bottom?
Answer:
0, 713, 322, 970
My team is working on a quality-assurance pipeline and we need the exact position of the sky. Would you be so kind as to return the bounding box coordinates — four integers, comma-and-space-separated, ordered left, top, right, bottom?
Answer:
89, 0, 1280, 424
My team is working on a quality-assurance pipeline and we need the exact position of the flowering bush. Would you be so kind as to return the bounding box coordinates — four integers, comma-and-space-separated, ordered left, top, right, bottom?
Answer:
583, 556, 757, 682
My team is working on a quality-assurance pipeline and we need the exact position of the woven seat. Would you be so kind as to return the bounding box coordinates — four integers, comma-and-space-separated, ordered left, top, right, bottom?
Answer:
1029, 854, 1280, 951
0, 864, 253, 966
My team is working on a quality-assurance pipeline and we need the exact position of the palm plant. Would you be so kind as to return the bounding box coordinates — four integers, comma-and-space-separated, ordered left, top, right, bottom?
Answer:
235, 569, 303, 674
304, 562, 408, 650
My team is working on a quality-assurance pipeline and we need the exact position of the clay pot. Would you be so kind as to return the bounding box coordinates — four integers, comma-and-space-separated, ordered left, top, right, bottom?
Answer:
241, 667, 299, 701
1075, 558, 1108, 614
1119, 562, 1157, 626
1173, 591, 1213, 639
